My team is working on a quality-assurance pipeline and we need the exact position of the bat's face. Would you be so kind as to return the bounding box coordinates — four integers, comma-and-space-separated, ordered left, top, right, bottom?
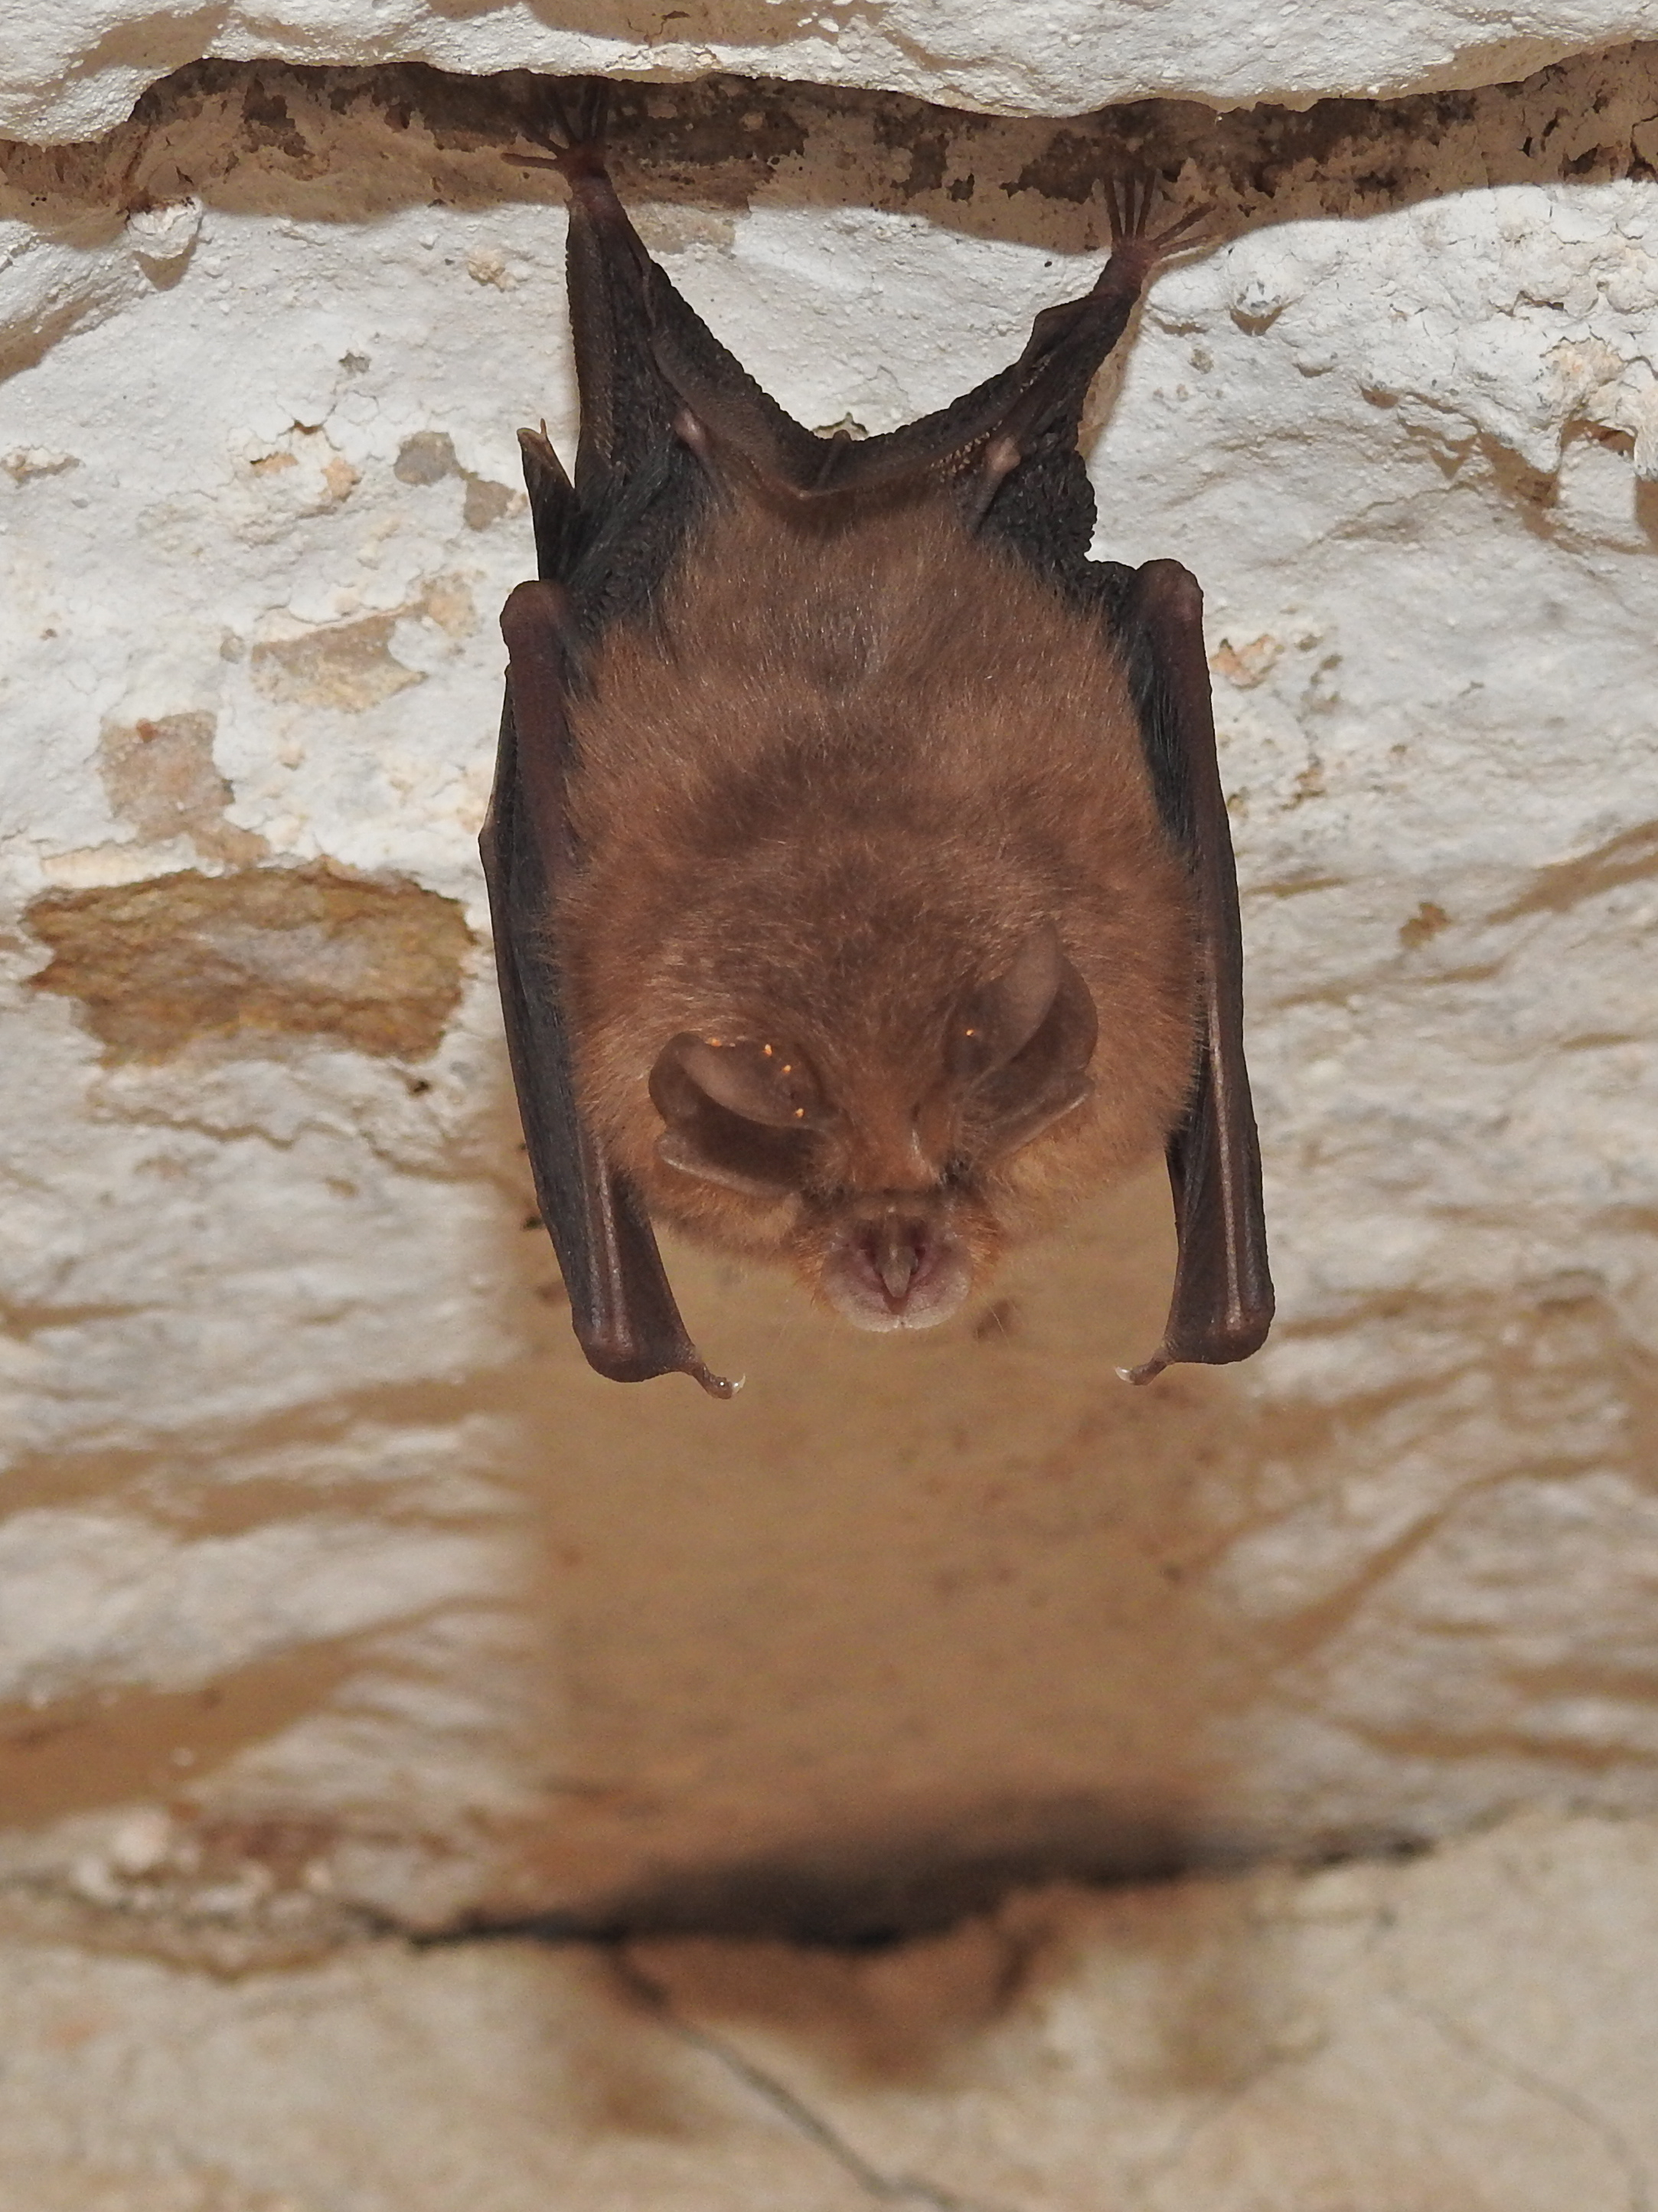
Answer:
643, 921, 1101, 1331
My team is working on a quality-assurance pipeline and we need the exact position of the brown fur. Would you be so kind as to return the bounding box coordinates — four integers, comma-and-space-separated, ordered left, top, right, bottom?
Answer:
556, 483, 1196, 1315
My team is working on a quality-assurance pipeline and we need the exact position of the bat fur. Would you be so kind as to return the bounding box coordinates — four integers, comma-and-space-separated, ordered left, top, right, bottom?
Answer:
560, 490, 1196, 1332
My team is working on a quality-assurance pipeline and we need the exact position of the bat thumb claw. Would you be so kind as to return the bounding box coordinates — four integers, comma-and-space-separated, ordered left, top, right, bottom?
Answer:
1118, 1353, 1169, 1386
689, 1361, 743, 1400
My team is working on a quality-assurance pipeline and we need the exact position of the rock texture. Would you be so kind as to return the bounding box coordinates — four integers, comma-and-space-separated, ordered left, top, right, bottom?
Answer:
0, 1808, 1654, 2210
8, 0, 1658, 142
2, 53, 1657, 1950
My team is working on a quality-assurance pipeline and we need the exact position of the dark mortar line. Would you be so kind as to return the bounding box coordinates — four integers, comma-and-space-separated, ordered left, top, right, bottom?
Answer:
407, 1825, 1441, 1956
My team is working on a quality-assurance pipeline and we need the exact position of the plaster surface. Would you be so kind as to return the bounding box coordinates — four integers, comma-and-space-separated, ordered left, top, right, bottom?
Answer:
9, 0, 1658, 144
1, 57, 1656, 1945
0, 1808, 1653, 2211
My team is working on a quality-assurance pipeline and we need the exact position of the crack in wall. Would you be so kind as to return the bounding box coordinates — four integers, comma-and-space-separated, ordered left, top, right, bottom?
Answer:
4, 43, 1658, 241
1119, 2063, 1290, 2212
1389, 1985, 1654, 2212
612, 1949, 1024, 2212
2, 1812, 1656, 2211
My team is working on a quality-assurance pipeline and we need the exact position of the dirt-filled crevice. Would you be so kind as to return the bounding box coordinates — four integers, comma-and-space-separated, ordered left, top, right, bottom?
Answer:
0, 44, 1655, 238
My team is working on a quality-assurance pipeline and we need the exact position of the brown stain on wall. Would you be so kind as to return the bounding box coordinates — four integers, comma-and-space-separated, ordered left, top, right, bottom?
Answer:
0, 1646, 364, 1831
244, 579, 479, 711
26, 865, 474, 1061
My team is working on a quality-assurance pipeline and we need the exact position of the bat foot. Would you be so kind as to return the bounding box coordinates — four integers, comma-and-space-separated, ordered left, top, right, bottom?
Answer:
514, 77, 611, 181
1102, 170, 1216, 279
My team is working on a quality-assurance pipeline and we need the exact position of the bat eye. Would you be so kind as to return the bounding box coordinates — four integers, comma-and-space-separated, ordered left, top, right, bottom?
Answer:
648, 1031, 828, 1197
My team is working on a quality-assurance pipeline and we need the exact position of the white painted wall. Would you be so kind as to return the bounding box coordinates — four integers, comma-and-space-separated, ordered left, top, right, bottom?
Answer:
7, 0, 1658, 139
2, 31, 1656, 1948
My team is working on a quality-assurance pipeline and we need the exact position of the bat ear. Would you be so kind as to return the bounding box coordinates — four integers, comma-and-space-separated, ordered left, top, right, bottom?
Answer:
648, 1032, 828, 1197
948, 921, 1067, 1081
948, 924, 1100, 1160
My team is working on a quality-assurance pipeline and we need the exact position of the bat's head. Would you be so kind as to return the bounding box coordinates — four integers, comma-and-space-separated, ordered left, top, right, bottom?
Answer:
644, 921, 1103, 1331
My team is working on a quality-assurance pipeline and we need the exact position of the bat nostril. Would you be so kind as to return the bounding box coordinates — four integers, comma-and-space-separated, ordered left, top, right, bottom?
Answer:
822, 1209, 973, 1332
868, 1214, 929, 1305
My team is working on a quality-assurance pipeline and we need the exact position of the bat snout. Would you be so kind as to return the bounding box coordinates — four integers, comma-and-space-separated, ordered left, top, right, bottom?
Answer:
819, 1201, 972, 1333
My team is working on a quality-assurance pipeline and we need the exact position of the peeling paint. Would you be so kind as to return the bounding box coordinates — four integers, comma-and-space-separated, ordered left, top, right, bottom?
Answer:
99, 712, 269, 865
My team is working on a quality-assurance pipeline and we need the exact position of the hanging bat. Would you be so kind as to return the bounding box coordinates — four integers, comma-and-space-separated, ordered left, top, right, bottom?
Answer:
482, 88, 1272, 1397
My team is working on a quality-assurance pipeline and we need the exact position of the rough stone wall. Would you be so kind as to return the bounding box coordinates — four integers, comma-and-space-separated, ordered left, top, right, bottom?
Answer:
1, 26, 1656, 1965
10, 0, 1658, 137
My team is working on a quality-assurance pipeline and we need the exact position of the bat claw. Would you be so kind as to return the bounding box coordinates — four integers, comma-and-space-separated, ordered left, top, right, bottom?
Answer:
515, 76, 611, 180
690, 1362, 743, 1399
1103, 167, 1216, 276
1118, 1353, 1168, 1386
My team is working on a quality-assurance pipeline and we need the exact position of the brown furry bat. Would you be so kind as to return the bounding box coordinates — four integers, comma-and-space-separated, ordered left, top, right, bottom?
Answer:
484, 94, 1271, 1394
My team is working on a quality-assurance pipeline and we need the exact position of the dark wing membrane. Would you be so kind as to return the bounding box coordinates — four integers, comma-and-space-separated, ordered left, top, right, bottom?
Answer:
486, 169, 739, 1392
1102, 560, 1273, 1377
554, 168, 821, 633
485, 580, 733, 1396
645, 227, 1154, 597
827, 267, 1154, 580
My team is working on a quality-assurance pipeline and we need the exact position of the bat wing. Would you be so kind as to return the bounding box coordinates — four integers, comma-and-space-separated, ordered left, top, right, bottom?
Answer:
1102, 560, 1274, 1380
485, 576, 733, 1397
485, 137, 743, 1395
907, 230, 1273, 1378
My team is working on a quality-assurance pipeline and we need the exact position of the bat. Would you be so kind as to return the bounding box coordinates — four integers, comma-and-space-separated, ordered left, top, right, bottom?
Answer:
482, 87, 1272, 1397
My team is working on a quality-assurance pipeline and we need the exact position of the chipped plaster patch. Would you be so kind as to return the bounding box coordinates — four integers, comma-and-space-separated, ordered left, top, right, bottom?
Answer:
25, 867, 474, 1061
250, 613, 426, 714
393, 430, 518, 531
99, 712, 269, 865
